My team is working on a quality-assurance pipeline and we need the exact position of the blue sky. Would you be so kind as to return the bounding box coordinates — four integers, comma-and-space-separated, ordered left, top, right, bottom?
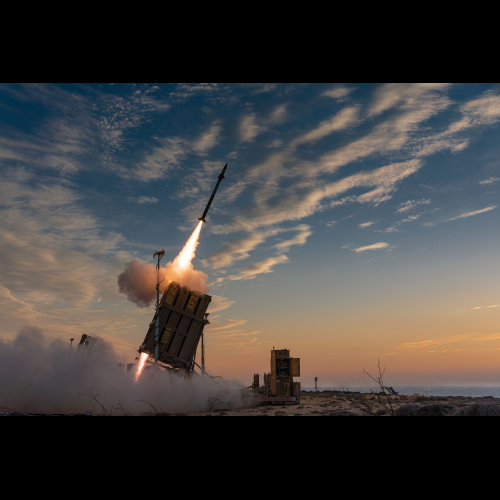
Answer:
1, 83, 499, 385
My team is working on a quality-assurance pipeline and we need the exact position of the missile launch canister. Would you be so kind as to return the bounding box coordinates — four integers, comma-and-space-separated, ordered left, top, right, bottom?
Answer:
138, 281, 211, 371
198, 164, 227, 223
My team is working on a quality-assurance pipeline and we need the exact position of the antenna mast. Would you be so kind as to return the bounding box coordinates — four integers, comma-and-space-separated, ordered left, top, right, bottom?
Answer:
153, 249, 166, 364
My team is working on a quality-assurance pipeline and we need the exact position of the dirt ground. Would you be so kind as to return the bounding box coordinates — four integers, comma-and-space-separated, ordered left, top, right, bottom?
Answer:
3, 390, 500, 416
186, 390, 500, 416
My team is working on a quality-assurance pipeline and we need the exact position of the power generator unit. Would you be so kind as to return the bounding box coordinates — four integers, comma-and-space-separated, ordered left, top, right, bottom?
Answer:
138, 281, 211, 371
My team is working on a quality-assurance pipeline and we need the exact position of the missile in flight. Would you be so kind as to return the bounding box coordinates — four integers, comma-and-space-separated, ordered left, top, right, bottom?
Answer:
198, 164, 227, 223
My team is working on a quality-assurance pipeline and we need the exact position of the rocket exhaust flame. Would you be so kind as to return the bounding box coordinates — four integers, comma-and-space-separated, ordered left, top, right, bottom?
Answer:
174, 221, 203, 271
135, 352, 149, 382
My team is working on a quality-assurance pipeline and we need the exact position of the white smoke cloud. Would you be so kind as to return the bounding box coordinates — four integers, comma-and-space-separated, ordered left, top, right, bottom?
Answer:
118, 260, 165, 308
118, 222, 209, 307
163, 259, 209, 294
0, 327, 246, 415
118, 259, 209, 308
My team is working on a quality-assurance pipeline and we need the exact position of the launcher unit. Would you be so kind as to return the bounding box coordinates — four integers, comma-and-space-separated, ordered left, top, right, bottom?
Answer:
138, 282, 211, 371
252, 348, 301, 404
76, 334, 98, 355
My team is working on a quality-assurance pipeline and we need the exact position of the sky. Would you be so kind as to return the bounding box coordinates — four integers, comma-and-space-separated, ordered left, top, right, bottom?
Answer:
0, 82, 499, 387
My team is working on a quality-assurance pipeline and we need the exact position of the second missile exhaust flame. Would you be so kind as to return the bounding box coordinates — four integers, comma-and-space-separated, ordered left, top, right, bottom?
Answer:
135, 352, 149, 381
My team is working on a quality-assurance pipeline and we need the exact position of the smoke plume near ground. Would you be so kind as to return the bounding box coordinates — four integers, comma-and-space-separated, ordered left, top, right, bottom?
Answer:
0, 326, 245, 415
118, 221, 208, 308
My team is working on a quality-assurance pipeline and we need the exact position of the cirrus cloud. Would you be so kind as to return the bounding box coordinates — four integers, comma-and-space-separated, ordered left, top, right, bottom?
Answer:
444, 206, 497, 222
352, 242, 390, 253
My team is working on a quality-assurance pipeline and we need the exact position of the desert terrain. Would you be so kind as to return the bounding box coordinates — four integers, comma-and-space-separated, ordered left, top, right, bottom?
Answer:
3, 390, 500, 416
188, 390, 500, 417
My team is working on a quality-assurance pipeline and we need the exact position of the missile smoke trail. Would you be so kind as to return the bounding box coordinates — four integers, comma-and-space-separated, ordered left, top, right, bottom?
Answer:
172, 220, 203, 272
118, 221, 208, 307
